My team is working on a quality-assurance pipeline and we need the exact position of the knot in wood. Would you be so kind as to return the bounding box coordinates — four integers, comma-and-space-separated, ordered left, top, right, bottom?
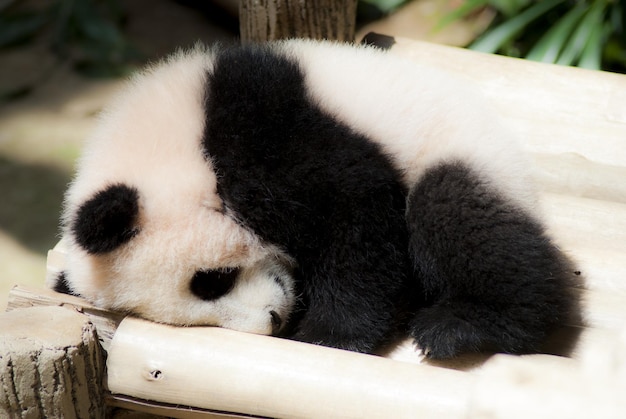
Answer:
148, 369, 163, 380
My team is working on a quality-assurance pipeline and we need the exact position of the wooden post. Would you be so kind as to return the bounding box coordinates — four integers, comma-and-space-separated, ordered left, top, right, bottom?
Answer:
0, 306, 107, 418
239, 0, 358, 43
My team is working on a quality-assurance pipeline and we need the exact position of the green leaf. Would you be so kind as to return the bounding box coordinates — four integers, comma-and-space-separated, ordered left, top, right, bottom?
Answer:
556, 0, 608, 66
0, 13, 49, 47
608, 1, 623, 35
435, 0, 489, 32
578, 20, 610, 70
470, 0, 567, 53
488, 0, 532, 17
604, 37, 626, 65
81, 18, 124, 45
525, 3, 588, 63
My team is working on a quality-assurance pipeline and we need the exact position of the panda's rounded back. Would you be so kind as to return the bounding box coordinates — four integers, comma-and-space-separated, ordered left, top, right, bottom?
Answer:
57, 39, 546, 347
279, 39, 538, 214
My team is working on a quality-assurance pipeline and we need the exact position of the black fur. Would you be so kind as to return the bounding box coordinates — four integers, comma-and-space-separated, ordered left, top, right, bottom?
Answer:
190, 268, 240, 301
52, 271, 79, 296
72, 183, 140, 254
406, 161, 580, 358
203, 45, 412, 353
361, 32, 396, 50
202, 43, 579, 358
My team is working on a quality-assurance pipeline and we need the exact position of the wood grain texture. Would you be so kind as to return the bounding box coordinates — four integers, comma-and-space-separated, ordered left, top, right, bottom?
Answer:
0, 306, 106, 419
239, 0, 358, 42
107, 316, 472, 419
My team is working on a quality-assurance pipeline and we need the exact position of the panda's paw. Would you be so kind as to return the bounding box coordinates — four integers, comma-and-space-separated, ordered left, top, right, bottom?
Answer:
409, 305, 482, 359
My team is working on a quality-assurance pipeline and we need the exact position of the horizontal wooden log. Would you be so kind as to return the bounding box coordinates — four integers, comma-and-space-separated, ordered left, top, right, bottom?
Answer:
385, 37, 626, 169
470, 354, 626, 419
562, 247, 626, 293
107, 316, 472, 419
543, 193, 626, 255
106, 317, 626, 418
531, 153, 626, 204
579, 288, 626, 330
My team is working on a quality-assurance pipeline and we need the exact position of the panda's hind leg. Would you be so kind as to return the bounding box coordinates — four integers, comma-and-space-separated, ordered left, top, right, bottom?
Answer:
406, 161, 579, 359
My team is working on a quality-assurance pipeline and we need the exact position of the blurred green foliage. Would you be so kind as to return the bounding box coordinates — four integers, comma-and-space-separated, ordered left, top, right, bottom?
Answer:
442, 0, 626, 72
0, 0, 139, 77
3, 0, 624, 75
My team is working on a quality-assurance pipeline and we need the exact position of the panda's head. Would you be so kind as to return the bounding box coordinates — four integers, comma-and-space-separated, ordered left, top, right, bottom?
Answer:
56, 45, 296, 336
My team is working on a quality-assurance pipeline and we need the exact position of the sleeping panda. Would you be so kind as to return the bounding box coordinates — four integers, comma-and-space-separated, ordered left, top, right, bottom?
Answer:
52, 39, 580, 359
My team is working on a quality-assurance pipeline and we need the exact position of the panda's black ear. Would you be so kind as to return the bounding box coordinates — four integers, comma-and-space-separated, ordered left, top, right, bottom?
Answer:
72, 183, 140, 254
52, 271, 80, 296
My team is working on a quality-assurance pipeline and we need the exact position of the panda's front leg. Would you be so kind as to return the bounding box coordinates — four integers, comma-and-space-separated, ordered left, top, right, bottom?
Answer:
286, 222, 410, 354
406, 161, 580, 359
288, 264, 404, 354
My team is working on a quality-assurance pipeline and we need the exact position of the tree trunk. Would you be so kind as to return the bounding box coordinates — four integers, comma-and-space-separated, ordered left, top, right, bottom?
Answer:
239, 0, 358, 43
0, 306, 107, 419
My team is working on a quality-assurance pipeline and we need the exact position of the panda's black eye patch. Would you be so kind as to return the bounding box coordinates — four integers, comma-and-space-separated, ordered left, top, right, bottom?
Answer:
72, 183, 140, 254
190, 267, 240, 301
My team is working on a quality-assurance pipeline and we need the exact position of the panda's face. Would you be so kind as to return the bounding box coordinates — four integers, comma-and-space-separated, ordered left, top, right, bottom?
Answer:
56, 46, 296, 336
62, 182, 296, 336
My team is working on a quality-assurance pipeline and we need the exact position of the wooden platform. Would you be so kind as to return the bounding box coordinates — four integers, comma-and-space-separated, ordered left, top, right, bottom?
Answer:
4, 37, 626, 418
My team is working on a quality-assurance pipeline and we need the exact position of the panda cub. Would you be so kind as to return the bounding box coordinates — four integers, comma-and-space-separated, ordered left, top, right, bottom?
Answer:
53, 39, 580, 359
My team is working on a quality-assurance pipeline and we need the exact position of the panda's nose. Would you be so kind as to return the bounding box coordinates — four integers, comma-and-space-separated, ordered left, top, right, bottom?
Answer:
269, 310, 282, 335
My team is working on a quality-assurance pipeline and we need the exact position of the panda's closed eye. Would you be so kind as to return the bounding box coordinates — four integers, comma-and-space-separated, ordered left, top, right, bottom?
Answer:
190, 267, 240, 301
